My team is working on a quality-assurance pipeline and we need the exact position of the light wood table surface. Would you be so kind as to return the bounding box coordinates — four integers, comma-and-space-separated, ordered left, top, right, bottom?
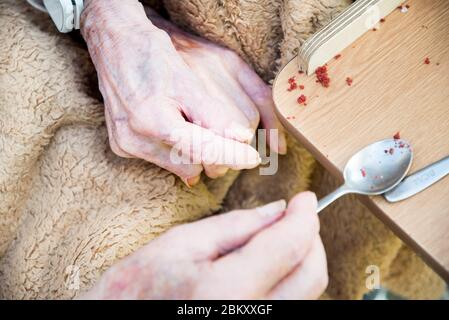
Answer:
273, 0, 449, 282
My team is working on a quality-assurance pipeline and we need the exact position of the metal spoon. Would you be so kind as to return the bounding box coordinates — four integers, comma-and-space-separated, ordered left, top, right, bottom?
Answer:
317, 139, 413, 213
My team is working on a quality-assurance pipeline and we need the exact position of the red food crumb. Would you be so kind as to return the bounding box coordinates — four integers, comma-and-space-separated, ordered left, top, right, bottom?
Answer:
380, 18, 386, 23
297, 94, 307, 105
334, 54, 342, 60
287, 82, 298, 91
389, 148, 395, 155
360, 168, 367, 178
299, 84, 305, 90
315, 65, 330, 88
346, 77, 353, 86
393, 131, 401, 140
424, 57, 430, 64
398, 142, 406, 148
287, 76, 298, 91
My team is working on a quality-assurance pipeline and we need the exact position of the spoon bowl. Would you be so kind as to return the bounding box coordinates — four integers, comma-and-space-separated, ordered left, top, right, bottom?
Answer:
317, 138, 413, 213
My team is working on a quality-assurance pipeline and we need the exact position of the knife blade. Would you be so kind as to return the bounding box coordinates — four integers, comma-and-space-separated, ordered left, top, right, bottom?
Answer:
384, 155, 449, 202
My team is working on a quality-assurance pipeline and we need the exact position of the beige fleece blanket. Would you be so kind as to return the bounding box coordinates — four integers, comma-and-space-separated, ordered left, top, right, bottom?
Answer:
0, 0, 444, 299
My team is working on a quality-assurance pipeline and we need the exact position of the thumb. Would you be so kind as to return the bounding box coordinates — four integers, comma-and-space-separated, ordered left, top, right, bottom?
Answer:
237, 63, 287, 155
174, 200, 287, 260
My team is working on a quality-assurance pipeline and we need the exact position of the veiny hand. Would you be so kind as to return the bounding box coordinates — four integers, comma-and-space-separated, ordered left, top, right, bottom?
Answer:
145, 8, 287, 159
82, 192, 327, 300
81, 0, 286, 186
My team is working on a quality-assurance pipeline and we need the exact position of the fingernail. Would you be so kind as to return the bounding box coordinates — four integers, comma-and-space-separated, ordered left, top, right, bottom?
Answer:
228, 124, 255, 143
256, 199, 287, 217
252, 153, 262, 166
215, 166, 229, 177
205, 166, 229, 179
182, 175, 201, 187
277, 132, 287, 155
243, 150, 262, 168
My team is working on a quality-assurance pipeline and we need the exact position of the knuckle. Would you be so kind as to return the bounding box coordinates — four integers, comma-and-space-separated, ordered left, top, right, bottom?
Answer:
114, 131, 134, 155
128, 112, 159, 138
109, 140, 127, 157
276, 222, 319, 264
252, 85, 272, 103
248, 108, 260, 128
153, 29, 173, 45
286, 241, 305, 263
274, 232, 305, 263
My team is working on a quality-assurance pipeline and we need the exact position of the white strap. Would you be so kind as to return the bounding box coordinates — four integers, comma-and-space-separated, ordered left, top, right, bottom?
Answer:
27, 0, 84, 33
27, 0, 47, 12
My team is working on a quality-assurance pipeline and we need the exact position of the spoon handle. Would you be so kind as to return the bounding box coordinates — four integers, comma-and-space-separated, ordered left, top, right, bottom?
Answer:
317, 185, 352, 214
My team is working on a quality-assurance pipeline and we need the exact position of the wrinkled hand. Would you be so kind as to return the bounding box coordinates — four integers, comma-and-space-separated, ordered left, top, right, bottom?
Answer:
81, 1, 286, 186
145, 8, 287, 157
82, 192, 327, 300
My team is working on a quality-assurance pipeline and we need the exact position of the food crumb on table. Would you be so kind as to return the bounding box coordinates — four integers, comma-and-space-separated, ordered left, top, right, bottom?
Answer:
287, 76, 297, 91
315, 65, 330, 88
393, 131, 401, 140
346, 77, 353, 86
297, 94, 307, 105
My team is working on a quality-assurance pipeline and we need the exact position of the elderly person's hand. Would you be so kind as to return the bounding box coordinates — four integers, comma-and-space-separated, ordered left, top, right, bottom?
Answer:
82, 192, 327, 300
81, 0, 286, 186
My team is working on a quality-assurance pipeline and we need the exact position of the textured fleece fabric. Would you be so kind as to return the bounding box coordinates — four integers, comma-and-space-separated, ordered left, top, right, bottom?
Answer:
0, 0, 445, 299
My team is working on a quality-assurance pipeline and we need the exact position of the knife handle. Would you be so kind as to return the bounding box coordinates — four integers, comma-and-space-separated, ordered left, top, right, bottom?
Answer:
384, 156, 449, 202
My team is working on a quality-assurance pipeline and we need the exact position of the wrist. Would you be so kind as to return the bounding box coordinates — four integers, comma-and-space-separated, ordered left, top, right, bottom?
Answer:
81, 0, 157, 41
